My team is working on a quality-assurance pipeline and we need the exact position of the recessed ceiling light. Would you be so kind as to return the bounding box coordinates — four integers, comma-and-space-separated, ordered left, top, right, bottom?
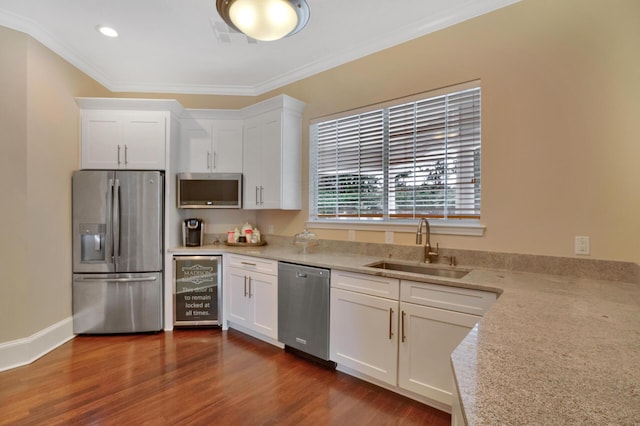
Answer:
97, 25, 118, 38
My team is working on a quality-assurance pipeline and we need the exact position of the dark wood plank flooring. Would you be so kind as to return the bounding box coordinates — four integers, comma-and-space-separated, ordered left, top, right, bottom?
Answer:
0, 329, 451, 425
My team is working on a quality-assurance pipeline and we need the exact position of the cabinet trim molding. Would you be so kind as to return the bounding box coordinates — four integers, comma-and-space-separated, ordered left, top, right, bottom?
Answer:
76, 97, 184, 116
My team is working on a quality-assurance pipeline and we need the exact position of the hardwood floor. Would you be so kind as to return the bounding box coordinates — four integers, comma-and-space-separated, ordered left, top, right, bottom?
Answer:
0, 329, 450, 425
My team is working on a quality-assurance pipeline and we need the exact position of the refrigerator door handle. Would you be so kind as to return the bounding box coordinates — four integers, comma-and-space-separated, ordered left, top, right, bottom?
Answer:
113, 178, 121, 262
106, 178, 115, 264
75, 276, 158, 283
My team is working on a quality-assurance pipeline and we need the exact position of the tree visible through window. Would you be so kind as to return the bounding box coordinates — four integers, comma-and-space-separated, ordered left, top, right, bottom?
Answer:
310, 85, 481, 222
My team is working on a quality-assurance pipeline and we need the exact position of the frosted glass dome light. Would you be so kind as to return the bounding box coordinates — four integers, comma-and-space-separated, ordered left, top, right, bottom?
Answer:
216, 0, 310, 41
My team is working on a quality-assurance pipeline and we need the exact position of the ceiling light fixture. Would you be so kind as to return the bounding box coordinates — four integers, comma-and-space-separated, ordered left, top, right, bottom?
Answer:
216, 0, 310, 42
97, 25, 118, 38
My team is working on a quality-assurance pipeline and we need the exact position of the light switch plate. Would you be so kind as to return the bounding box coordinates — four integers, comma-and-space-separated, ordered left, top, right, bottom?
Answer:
575, 236, 590, 255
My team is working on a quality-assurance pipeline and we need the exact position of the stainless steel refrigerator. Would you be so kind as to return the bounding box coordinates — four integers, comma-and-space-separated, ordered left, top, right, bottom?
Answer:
72, 170, 164, 334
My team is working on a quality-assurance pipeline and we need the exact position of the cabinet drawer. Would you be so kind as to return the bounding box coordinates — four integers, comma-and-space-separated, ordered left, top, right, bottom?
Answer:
227, 254, 277, 275
331, 270, 399, 300
400, 280, 496, 316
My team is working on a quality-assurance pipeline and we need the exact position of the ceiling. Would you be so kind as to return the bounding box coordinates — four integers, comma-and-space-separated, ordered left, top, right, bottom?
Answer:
0, 0, 519, 96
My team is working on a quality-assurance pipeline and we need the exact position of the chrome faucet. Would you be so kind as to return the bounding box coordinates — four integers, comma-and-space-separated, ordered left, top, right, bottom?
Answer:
416, 218, 439, 263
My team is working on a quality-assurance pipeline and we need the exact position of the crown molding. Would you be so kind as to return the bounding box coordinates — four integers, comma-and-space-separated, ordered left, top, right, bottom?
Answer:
0, 0, 520, 97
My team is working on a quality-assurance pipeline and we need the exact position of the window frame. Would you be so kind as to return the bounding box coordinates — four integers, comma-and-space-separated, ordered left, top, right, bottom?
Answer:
308, 81, 485, 237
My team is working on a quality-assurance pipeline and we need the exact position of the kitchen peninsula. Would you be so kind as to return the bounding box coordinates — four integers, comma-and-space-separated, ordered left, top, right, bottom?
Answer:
172, 238, 640, 425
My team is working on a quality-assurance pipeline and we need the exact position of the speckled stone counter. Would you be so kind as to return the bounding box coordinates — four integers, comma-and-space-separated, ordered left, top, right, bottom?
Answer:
171, 242, 640, 424
451, 269, 640, 425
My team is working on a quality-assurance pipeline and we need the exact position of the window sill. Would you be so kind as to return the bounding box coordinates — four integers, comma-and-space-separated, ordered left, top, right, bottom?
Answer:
305, 219, 485, 237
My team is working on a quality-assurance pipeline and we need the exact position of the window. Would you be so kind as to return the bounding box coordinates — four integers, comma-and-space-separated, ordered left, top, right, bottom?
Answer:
310, 83, 481, 225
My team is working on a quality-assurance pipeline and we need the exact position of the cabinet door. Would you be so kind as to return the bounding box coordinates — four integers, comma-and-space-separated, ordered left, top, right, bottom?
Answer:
81, 110, 166, 170
212, 120, 243, 173
242, 105, 302, 210
242, 110, 283, 209
258, 111, 282, 209
398, 302, 479, 407
180, 119, 212, 172
248, 271, 278, 340
330, 288, 398, 386
122, 111, 166, 169
227, 267, 252, 328
242, 119, 263, 208
81, 110, 121, 169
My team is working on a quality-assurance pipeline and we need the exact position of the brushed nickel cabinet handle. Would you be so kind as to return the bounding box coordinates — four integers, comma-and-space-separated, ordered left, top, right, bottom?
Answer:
244, 276, 247, 297
117, 145, 121, 166
389, 308, 394, 340
248, 277, 252, 298
401, 310, 406, 343
124, 144, 128, 165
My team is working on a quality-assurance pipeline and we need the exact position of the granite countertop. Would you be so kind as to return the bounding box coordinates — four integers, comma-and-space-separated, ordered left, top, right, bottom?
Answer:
171, 243, 640, 424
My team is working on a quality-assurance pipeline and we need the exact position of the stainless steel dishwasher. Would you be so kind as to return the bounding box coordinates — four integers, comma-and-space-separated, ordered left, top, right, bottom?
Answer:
278, 262, 332, 363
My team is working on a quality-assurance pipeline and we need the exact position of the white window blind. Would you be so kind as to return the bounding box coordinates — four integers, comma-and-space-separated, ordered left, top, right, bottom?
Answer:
310, 85, 481, 222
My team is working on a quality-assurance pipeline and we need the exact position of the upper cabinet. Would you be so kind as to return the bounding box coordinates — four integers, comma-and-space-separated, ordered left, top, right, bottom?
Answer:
179, 113, 243, 173
77, 98, 183, 170
77, 95, 305, 209
242, 95, 305, 210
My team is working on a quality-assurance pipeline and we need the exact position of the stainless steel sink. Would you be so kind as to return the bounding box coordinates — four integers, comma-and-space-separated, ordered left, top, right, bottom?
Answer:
366, 260, 470, 279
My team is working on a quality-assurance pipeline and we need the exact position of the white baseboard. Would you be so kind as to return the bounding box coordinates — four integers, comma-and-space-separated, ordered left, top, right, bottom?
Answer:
0, 317, 75, 372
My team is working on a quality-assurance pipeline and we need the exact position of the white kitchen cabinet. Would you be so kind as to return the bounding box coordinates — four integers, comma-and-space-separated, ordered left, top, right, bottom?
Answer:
242, 95, 305, 210
330, 270, 496, 412
80, 109, 168, 170
398, 279, 496, 408
226, 254, 278, 340
180, 118, 243, 173
330, 270, 400, 385
451, 377, 466, 426
330, 287, 399, 385
400, 279, 496, 316
398, 300, 479, 407
77, 98, 183, 171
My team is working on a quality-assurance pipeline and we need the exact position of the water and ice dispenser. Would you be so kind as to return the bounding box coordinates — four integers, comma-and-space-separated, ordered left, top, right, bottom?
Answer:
79, 223, 106, 262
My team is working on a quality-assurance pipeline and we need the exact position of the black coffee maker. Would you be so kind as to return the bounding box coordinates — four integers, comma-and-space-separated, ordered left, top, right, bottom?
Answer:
182, 218, 204, 247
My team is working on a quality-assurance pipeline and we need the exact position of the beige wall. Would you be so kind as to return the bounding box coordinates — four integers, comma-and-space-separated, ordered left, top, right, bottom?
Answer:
113, 1, 640, 264
1, 0, 638, 343
256, 0, 640, 263
0, 27, 29, 342
0, 27, 109, 342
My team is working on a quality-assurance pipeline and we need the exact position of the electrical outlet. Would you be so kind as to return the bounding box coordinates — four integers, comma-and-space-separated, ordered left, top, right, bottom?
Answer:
348, 230, 355, 241
385, 231, 394, 244
575, 236, 590, 255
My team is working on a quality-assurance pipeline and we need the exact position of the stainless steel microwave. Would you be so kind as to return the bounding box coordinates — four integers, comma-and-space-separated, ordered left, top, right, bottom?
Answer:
177, 173, 242, 209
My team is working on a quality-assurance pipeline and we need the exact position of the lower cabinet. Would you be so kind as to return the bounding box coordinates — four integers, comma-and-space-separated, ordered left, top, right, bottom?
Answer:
398, 301, 480, 406
330, 288, 399, 385
226, 255, 278, 340
330, 270, 496, 411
